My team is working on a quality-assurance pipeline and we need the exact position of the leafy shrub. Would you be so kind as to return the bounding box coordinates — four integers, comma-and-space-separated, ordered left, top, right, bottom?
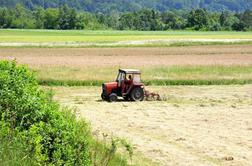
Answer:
0, 121, 36, 166
209, 23, 222, 31
0, 61, 91, 165
91, 132, 132, 166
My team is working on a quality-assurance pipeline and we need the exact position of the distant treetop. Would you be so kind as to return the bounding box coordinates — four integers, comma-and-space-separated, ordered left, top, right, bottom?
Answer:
0, 0, 252, 13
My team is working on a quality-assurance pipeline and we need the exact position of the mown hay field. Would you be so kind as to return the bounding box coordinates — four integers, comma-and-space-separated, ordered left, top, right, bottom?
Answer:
51, 85, 252, 166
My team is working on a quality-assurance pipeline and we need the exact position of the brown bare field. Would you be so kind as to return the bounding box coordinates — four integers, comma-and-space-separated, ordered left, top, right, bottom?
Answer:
52, 85, 252, 166
1, 45, 252, 67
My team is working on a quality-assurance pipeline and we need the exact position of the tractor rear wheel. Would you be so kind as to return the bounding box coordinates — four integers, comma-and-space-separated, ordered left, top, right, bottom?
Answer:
109, 93, 118, 102
130, 87, 144, 101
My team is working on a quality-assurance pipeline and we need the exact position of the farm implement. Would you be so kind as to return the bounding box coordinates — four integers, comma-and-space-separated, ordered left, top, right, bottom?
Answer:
101, 69, 160, 102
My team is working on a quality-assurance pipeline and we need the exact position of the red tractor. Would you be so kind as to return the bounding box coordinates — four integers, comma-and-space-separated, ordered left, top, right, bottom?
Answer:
101, 69, 145, 102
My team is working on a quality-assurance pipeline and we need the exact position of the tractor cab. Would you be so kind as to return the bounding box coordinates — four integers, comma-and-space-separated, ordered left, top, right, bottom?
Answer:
116, 69, 141, 87
101, 69, 145, 102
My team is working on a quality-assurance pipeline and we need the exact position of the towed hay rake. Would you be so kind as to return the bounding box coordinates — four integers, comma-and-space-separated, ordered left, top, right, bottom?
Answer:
144, 90, 161, 101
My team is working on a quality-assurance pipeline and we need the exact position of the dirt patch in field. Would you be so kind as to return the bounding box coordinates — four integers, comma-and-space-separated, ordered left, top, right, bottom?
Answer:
1, 45, 252, 67
53, 85, 252, 166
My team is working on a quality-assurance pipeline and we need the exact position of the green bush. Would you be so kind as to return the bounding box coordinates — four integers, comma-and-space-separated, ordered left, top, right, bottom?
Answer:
0, 122, 36, 166
0, 61, 91, 165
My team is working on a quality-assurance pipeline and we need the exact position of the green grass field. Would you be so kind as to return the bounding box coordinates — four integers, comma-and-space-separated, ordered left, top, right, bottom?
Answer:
1, 29, 252, 45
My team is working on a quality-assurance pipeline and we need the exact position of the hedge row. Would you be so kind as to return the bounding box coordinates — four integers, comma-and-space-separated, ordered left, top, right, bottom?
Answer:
38, 79, 252, 86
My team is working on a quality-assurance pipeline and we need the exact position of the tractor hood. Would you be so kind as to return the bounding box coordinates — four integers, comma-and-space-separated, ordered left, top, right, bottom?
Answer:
104, 82, 118, 88
103, 82, 118, 96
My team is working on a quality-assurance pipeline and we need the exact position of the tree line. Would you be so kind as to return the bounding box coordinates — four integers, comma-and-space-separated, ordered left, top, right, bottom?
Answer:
0, 4, 252, 31
1, 0, 252, 13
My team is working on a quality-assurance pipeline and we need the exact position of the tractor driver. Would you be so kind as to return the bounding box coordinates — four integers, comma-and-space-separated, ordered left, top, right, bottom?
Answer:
124, 75, 133, 92
122, 75, 133, 95
128, 75, 133, 83
125, 75, 133, 84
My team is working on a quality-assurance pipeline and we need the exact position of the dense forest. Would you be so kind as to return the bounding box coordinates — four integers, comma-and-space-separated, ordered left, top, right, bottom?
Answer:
0, 0, 252, 13
1, 4, 252, 31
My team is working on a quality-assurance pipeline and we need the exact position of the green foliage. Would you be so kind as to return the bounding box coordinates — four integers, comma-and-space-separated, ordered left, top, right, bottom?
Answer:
0, 60, 91, 165
0, 123, 37, 166
91, 133, 132, 166
0, 0, 252, 13
10, 4, 35, 29
27, 109, 91, 165
0, 60, 131, 165
58, 4, 77, 30
39, 79, 104, 86
0, 8, 12, 28
232, 21, 246, 31
220, 11, 239, 30
187, 9, 209, 30
44, 8, 59, 29
38, 78, 252, 87
240, 9, 252, 30
209, 23, 222, 31
0, 4, 252, 31
34, 7, 45, 29
161, 11, 186, 30
118, 9, 163, 31
0, 61, 41, 129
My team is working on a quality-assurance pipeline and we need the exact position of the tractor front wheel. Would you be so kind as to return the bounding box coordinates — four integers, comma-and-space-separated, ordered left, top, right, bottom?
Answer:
130, 87, 144, 101
101, 93, 107, 100
109, 93, 118, 102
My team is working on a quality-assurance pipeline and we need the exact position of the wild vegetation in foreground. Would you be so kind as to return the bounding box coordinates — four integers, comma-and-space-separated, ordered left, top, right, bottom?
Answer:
35, 65, 252, 86
0, 60, 131, 166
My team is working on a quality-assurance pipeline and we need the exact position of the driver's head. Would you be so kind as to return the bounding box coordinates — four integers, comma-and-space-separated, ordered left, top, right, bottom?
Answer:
128, 75, 132, 80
